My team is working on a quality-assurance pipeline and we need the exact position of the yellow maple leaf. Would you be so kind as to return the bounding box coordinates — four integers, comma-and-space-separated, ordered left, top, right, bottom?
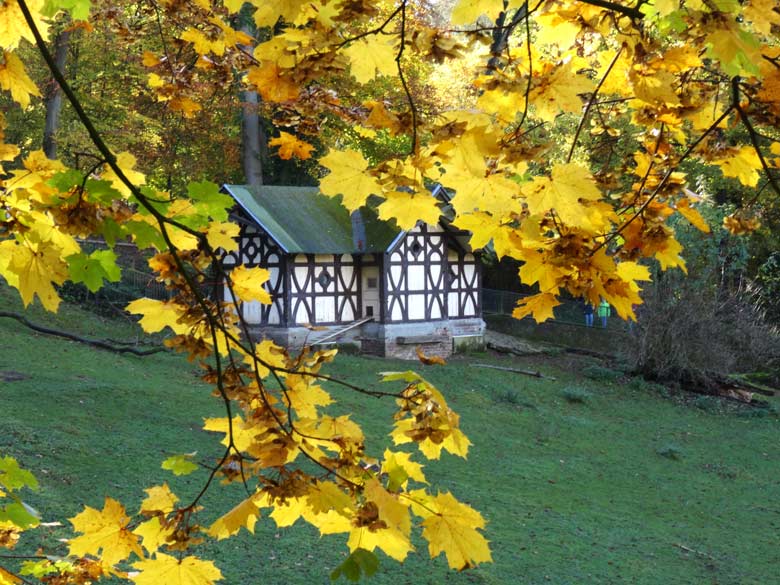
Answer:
0, 51, 41, 108
133, 517, 175, 554
203, 416, 263, 454
518, 248, 565, 294
319, 149, 382, 211
512, 292, 561, 323
450, 0, 509, 24
205, 222, 239, 252
169, 96, 202, 118
381, 449, 427, 489
418, 491, 492, 570
520, 163, 602, 227
284, 375, 333, 420
268, 131, 315, 160
102, 152, 145, 197
344, 37, 397, 84
69, 497, 143, 566
139, 484, 179, 515
180, 28, 225, 56
347, 479, 413, 562
744, 0, 780, 36
229, 265, 272, 304
125, 298, 190, 334
0, 0, 48, 51
246, 61, 299, 103
306, 481, 354, 516
654, 235, 687, 272
676, 198, 710, 233
529, 59, 595, 122
705, 25, 761, 77
378, 191, 441, 231
1, 238, 67, 312
207, 493, 262, 540
131, 553, 222, 585
0, 566, 20, 585
715, 146, 762, 187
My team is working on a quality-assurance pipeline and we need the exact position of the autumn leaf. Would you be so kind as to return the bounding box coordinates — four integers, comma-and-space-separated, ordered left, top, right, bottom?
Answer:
0, 238, 68, 312
139, 484, 179, 515
418, 491, 492, 570
207, 494, 262, 540
205, 222, 239, 252
268, 131, 315, 160
0, 52, 40, 108
126, 298, 190, 334
378, 190, 442, 230
512, 293, 561, 323
69, 497, 143, 565
676, 198, 710, 233
246, 61, 299, 103
416, 346, 446, 366
529, 59, 595, 123
133, 517, 175, 554
319, 149, 382, 211
131, 553, 222, 585
102, 152, 145, 197
715, 146, 762, 187
521, 163, 602, 227
161, 454, 198, 476
344, 37, 397, 83
229, 265, 272, 304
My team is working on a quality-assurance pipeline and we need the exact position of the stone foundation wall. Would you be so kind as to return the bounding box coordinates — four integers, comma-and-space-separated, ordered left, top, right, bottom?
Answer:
249, 317, 485, 360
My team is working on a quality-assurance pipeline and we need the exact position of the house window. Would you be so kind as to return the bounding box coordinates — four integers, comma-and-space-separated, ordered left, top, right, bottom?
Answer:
316, 269, 333, 289
365, 305, 374, 317
367, 277, 377, 289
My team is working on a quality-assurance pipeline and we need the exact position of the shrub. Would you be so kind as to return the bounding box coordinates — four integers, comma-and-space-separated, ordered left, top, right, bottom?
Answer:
656, 444, 684, 460
625, 214, 780, 391
561, 386, 592, 404
582, 364, 622, 382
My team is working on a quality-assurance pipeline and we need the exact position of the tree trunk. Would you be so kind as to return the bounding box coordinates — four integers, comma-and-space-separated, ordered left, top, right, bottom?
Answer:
241, 88, 265, 186
43, 26, 71, 160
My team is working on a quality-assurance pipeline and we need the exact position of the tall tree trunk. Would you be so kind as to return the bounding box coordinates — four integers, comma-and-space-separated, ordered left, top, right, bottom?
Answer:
241, 88, 265, 186
43, 26, 71, 160
238, 12, 266, 186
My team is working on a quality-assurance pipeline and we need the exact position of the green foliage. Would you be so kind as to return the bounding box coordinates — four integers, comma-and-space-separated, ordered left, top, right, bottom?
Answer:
330, 549, 380, 582
582, 364, 622, 383
560, 386, 592, 404
655, 444, 684, 461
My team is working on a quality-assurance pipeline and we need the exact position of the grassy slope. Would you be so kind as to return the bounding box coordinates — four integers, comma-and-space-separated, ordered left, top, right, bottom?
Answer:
1, 289, 779, 585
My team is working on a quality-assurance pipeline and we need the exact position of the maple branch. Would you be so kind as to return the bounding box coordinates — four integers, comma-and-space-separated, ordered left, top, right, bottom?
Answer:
566, 46, 623, 164
575, 0, 644, 21
0, 311, 166, 355
395, 0, 419, 155
733, 78, 780, 201
593, 105, 735, 255
334, 2, 404, 49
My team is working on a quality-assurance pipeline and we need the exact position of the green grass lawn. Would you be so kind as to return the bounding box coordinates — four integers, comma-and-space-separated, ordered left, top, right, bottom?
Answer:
2, 288, 779, 584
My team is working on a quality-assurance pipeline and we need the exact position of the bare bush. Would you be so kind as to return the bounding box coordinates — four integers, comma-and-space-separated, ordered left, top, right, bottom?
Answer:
628, 272, 780, 390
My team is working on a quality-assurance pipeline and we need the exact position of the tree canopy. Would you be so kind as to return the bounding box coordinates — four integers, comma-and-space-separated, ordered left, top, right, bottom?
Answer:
1, 0, 779, 582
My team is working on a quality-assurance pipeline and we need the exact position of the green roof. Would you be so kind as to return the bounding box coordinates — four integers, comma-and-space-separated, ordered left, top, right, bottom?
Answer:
223, 185, 401, 254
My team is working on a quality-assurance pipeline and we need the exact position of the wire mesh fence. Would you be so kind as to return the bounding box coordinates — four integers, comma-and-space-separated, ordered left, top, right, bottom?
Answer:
482, 288, 630, 331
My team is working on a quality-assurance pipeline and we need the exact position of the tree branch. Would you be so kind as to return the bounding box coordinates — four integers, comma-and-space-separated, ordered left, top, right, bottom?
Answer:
0, 311, 165, 356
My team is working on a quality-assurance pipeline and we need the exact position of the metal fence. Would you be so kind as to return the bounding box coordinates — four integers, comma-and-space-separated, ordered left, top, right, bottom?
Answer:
482, 288, 629, 330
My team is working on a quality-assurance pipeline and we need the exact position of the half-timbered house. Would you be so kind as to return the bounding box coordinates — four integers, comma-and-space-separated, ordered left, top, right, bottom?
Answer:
221, 184, 484, 359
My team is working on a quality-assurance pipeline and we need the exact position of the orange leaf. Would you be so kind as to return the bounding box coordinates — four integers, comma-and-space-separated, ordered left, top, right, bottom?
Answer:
416, 346, 446, 366
268, 131, 315, 160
